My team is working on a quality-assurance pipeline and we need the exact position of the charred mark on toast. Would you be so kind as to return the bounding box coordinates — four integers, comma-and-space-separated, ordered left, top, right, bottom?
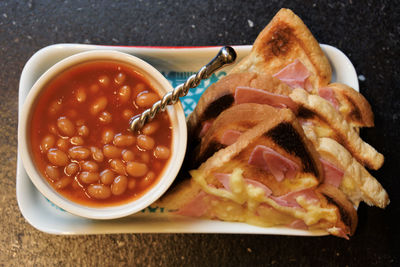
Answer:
267, 27, 293, 56
297, 107, 316, 119
265, 123, 319, 176
343, 95, 362, 123
324, 195, 351, 231
195, 140, 226, 169
201, 94, 235, 121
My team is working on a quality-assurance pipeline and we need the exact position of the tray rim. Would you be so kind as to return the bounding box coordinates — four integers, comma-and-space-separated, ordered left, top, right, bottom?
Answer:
16, 43, 358, 235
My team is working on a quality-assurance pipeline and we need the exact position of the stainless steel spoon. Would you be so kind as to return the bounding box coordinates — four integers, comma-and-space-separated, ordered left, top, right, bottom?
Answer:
129, 46, 237, 131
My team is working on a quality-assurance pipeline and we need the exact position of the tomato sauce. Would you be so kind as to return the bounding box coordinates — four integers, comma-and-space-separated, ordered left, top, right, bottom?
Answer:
30, 61, 172, 207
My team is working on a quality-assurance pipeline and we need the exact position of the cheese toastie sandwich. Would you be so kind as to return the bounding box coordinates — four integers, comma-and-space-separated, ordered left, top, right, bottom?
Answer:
156, 8, 388, 239
192, 103, 389, 209
158, 108, 357, 238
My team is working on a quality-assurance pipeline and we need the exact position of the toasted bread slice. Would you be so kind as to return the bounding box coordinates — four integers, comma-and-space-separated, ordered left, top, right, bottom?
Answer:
158, 108, 357, 238
193, 103, 281, 167
198, 108, 323, 195
230, 8, 331, 92
320, 83, 374, 128
187, 72, 292, 142
317, 184, 358, 237
290, 88, 384, 170
309, 135, 389, 208
155, 179, 203, 213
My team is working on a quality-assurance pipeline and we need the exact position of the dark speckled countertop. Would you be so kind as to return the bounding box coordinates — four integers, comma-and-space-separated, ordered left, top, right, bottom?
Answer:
1, 0, 399, 266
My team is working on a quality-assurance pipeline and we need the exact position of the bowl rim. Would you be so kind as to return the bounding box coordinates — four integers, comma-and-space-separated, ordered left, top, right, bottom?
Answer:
17, 49, 187, 219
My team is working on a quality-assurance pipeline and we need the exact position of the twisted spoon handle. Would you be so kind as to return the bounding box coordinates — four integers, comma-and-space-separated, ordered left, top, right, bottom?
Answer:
129, 46, 237, 132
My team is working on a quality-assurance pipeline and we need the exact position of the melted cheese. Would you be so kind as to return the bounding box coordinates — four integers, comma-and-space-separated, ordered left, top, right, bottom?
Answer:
191, 168, 338, 227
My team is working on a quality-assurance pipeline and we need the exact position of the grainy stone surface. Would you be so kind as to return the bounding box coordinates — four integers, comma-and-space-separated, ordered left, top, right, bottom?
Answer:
0, 0, 399, 266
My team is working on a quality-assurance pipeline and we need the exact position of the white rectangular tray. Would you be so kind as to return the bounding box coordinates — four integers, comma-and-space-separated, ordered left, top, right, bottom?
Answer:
17, 44, 358, 235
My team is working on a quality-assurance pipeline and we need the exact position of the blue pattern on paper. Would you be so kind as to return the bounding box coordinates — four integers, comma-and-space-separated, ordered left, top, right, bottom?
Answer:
161, 71, 227, 116
45, 197, 66, 212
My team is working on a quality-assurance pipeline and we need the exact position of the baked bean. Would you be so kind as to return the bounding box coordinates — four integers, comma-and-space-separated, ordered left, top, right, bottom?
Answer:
45, 165, 60, 181
90, 147, 104, 162
47, 149, 69, 166
118, 85, 131, 103
57, 117, 75, 137
40, 134, 55, 153
101, 129, 114, 144
81, 160, 99, 172
71, 179, 81, 190
139, 171, 155, 188
122, 150, 135, 162
110, 159, 126, 175
48, 100, 62, 116
98, 111, 112, 124
79, 171, 100, 184
114, 72, 126, 85
70, 136, 84, 146
54, 176, 73, 189
56, 138, 70, 151
90, 96, 108, 115
113, 134, 135, 147
98, 75, 110, 87
100, 169, 115, 185
137, 134, 155, 150
76, 87, 87, 103
87, 184, 112, 199
103, 145, 122, 158
135, 83, 147, 93
77, 125, 89, 137
68, 146, 90, 160
122, 109, 134, 120
142, 121, 159, 135
65, 162, 79, 176
154, 145, 170, 160
111, 175, 128, 196
140, 152, 150, 164
128, 178, 136, 190
126, 162, 148, 177
135, 92, 160, 108
90, 84, 99, 94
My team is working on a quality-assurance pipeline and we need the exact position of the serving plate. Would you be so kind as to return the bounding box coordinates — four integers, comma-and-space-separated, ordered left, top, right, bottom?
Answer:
17, 44, 358, 235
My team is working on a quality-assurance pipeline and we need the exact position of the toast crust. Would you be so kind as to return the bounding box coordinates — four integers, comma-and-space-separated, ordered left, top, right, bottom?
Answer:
290, 88, 384, 170
195, 103, 281, 165
155, 179, 203, 211
315, 137, 389, 208
328, 83, 374, 127
230, 8, 332, 92
187, 72, 292, 139
317, 184, 358, 236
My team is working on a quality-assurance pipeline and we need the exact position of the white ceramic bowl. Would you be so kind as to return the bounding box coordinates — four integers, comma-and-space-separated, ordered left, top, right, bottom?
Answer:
18, 50, 187, 219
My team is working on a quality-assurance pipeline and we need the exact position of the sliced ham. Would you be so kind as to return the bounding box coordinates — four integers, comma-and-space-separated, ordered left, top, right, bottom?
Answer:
288, 219, 309, 230
270, 188, 319, 208
318, 87, 339, 110
174, 191, 211, 217
198, 120, 213, 138
248, 145, 299, 182
320, 158, 344, 188
214, 173, 232, 191
273, 59, 311, 91
234, 87, 298, 111
213, 173, 272, 197
220, 129, 242, 145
